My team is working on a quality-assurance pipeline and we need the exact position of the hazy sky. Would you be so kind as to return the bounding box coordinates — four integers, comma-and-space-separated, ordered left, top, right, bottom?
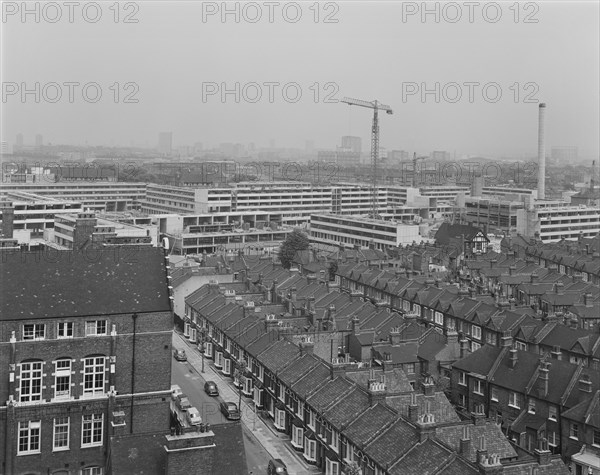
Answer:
2, 1, 599, 158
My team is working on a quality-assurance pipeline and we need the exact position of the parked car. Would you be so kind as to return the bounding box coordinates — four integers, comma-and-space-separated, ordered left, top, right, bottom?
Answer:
173, 349, 187, 361
176, 394, 192, 411
220, 401, 241, 420
267, 459, 288, 475
204, 381, 219, 397
187, 407, 202, 426
170, 384, 182, 400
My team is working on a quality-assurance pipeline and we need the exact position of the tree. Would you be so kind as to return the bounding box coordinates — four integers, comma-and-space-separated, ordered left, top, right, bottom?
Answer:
344, 461, 362, 475
278, 229, 309, 269
328, 260, 338, 281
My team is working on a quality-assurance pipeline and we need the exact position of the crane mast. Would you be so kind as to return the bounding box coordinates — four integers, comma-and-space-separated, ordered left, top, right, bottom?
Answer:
341, 97, 393, 219
412, 152, 428, 188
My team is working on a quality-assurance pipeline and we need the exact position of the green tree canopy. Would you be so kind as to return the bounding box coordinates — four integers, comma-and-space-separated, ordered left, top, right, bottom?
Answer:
278, 229, 309, 269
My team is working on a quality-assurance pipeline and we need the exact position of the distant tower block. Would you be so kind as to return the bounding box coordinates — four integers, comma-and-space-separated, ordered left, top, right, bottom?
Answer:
471, 175, 484, 198
537, 103, 547, 200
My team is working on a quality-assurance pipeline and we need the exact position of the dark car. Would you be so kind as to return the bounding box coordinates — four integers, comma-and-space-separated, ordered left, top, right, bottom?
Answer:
176, 394, 192, 411
220, 401, 241, 420
174, 349, 187, 362
204, 381, 219, 397
267, 459, 288, 475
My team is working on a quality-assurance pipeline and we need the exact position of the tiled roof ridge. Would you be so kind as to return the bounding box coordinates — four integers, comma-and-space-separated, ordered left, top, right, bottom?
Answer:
560, 362, 585, 406
360, 411, 406, 449
532, 322, 557, 343
487, 347, 509, 382
584, 390, 599, 424
525, 353, 550, 395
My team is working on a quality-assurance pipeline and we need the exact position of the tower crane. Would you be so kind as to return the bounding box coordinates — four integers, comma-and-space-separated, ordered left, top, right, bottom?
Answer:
341, 97, 393, 219
412, 153, 428, 188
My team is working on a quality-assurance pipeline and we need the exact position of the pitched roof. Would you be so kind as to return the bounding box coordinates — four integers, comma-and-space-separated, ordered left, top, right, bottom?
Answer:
1, 248, 171, 320
306, 377, 354, 411
256, 339, 301, 373
322, 386, 370, 430
363, 418, 419, 468
436, 421, 517, 463
343, 403, 398, 447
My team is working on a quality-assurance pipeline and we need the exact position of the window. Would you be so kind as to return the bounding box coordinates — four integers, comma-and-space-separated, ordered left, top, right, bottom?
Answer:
278, 384, 285, 402
292, 425, 304, 449
18, 420, 41, 454
253, 388, 263, 408
593, 429, 600, 447
57, 322, 74, 339
304, 438, 316, 462
275, 409, 286, 431
296, 400, 304, 419
458, 372, 466, 386
509, 392, 520, 409
458, 394, 466, 407
548, 406, 557, 421
472, 325, 481, 340
547, 431, 558, 447
83, 356, 105, 397
81, 467, 104, 475
81, 414, 103, 447
491, 387, 498, 402
435, 312, 444, 325
570, 423, 579, 439
331, 429, 339, 452
54, 359, 72, 400
326, 458, 340, 475
85, 321, 107, 336
223, 358, 231, 376
471, 342, 481, 352
19, 361, 43, 402
53, 417, 70, 451
406, 363, 415, 375
413, 304, 421, 316
308, 410, 316, 430
257, 365, 264, 382
515, 341, 528, 351
528, 399, 536, 414
23, 323, 45, 341
473, 380, 483, 395
215, 352, 223, 368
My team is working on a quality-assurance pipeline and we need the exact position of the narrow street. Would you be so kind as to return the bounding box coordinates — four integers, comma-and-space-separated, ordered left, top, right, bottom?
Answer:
172, 332, 321, 475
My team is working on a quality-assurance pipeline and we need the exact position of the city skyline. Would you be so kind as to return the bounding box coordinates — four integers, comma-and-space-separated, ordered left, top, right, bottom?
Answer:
2, 2, 599, 158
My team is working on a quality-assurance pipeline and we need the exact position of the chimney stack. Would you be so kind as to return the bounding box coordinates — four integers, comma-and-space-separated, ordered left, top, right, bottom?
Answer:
509, 346, 518, 368
537, 103, 547, 200
579, 373, 592, 394
460, 425, 471, 455
408, 391, 419, 422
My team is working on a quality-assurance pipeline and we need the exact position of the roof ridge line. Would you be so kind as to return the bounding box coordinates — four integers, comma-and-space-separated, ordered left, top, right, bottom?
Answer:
487, 347, 509, 382
561, 362, 584, 406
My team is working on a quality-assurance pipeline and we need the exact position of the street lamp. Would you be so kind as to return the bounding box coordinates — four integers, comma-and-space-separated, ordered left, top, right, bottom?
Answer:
234, 358, 247, 412
198, 327, 207, 373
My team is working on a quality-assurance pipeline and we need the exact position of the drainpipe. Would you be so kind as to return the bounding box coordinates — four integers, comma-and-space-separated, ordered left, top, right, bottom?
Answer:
130, 313, 138, 433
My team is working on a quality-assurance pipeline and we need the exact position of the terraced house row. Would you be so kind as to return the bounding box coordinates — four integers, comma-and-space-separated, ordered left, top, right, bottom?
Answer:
184, 276, 569, 475
335, 254, 600, 369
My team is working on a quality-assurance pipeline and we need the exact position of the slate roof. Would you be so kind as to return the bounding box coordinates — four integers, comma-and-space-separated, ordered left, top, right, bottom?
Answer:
1, 248, 171, 320
212, 423, 249, 474
386, 392, 460, 424
306, 377, 354, 411
436, 421, 517, 463
277, 353, 320, 387
322, 386, 370, 430
343, 403, 398, 447
363, 418, 419, 468
388, 438, 453, 475
561, 390, 600, 428
291, 361, 332, 399
256, 339, 301, 373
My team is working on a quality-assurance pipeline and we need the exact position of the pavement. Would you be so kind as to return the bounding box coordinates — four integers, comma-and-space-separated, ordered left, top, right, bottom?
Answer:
173, 331, 321, 475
